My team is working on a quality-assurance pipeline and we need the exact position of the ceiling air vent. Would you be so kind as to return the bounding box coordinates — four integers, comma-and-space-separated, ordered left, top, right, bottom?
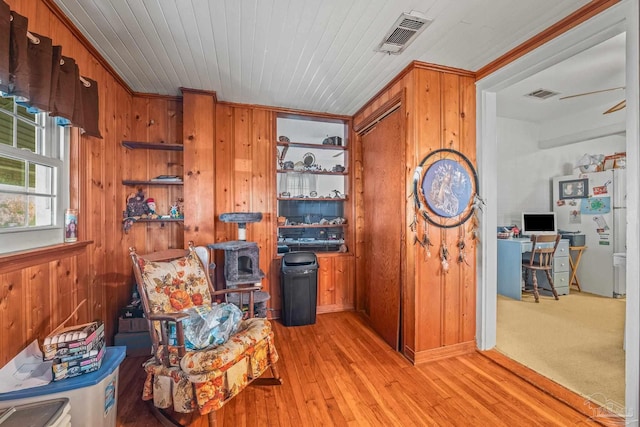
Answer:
524, 88, 560, 100
376, 12, 432, 55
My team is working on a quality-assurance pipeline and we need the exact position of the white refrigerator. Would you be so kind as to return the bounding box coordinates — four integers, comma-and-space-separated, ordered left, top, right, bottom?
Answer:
552, 169, 626, 297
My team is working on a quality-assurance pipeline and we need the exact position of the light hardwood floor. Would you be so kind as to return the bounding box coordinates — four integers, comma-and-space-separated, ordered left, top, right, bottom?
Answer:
116, 311, 620, 426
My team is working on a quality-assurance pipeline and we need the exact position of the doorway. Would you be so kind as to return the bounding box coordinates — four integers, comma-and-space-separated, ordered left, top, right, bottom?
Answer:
476, 0, 639, 420
494, 32, 626, 410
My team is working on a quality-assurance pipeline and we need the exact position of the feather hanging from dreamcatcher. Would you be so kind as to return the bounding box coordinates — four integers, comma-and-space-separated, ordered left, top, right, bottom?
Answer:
467, 194, 485, 242
440, 230, 449, 273
423, 216, 432, 259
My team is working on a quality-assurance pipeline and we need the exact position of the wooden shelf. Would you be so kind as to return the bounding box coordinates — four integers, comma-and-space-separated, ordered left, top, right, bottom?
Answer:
122, 180, 183, 186
278, 224, 346, 229
276, 169, 347, 176
132, 218, 183, 223
122, 140, 184, 233
123, 217, 183, 233
122, 141, 183, 151
277, 197, 348, 201
277, 141, 346, 150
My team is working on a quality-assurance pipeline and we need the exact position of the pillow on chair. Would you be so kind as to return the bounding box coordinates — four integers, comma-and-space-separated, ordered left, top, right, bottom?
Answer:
137, 250, 212, 314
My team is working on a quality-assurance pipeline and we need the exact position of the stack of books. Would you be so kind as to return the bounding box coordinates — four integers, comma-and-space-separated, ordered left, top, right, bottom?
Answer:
42, 321, 105, 381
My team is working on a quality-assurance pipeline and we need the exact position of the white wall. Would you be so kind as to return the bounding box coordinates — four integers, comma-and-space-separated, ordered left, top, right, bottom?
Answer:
539, 103, 625, 143
497, 116, 626, 227
276, 117, 346, 196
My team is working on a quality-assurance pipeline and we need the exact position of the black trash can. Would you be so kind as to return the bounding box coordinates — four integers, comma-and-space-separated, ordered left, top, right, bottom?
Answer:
280, 252, 318, 326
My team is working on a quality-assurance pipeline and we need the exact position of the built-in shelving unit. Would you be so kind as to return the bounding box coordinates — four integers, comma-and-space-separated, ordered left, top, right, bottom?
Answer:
121, 141, 184, 232
276, 141, 347, 151
276, 114, 349, 253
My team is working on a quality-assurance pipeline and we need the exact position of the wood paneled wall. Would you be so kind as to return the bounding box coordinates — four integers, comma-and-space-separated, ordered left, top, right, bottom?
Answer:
182, 94, 356, 316
0, 0, 183, 364
354, 62, 477, 363
1, 0, 618, 369
2, 3, 472, 367
182, 94, 278, 309
182, 90, 216, 245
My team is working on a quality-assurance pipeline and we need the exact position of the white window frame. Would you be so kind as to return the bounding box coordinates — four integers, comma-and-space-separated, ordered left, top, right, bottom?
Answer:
0, 98, 70, 254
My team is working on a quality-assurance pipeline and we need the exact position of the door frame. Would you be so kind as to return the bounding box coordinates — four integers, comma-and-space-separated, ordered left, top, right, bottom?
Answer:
475, 0, 639, 419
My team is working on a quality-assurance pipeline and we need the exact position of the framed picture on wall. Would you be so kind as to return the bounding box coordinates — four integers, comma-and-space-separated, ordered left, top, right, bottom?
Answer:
559, 178, 588, 200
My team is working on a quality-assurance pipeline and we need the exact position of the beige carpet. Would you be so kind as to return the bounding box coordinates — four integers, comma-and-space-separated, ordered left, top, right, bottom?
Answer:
496, 290, 626, 413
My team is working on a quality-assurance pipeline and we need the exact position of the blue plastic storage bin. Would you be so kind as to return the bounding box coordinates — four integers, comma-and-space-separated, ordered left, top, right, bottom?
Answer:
0, 346, 126, 427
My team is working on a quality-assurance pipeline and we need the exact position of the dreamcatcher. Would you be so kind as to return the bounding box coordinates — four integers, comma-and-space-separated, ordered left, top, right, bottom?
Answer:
410, 149, 484, 273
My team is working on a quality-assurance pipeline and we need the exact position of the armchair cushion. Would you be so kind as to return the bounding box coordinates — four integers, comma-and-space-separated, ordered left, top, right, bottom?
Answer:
137, 250, 212, 313
142, 317, 279, 414
180, 317, 274, 377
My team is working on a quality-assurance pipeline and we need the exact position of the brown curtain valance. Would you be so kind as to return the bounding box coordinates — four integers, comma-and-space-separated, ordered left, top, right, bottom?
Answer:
26, 31, 52, 112
50, 55, 77, 122
1, 1, 102, 139
0, 0, 8, 92
8, 10, 28, 100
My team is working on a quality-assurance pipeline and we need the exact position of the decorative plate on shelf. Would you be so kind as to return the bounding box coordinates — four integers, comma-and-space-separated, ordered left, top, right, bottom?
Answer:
303, 152, 315, 167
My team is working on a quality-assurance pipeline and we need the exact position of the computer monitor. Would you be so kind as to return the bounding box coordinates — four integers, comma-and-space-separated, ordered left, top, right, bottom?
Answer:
521, 212, 557, 236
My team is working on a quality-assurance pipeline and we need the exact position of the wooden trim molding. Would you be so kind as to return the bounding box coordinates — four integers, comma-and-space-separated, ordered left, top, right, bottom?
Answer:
476, 0, 620, 80
132, 92, 182, 102
0, 240, 93, 274
405, 341, 476, 364
353, 61, 475, 120
216, 100, 352, 122
354, 92, 403, 134
411, 61, 475, 78
479, 349, 625, 424
179, 87, 218, 101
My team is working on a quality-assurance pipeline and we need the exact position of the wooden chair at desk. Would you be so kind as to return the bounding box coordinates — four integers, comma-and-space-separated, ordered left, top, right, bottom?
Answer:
522, 234, 561, 303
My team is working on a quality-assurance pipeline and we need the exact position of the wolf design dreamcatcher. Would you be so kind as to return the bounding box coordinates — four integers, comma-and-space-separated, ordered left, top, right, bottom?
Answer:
411, 149, 483, 273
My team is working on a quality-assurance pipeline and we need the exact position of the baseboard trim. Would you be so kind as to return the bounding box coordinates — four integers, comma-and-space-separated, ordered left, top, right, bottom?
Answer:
405, 341, 476, 365
478, 349, 625, 426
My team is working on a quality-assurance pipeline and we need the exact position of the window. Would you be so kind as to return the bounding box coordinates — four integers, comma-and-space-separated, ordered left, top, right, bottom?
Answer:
0, 96, 69, 254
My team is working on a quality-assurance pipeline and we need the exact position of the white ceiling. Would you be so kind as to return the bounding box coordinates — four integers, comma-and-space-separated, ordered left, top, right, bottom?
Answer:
52, 0, 601, 116
497, 32, 626, 123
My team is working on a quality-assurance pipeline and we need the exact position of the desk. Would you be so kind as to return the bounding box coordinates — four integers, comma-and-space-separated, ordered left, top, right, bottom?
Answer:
497, 238, 570, 300
568, 246, 587, 291
497, 238, 530, 300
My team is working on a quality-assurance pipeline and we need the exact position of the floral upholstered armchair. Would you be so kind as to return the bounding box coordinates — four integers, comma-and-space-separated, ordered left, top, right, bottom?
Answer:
129, 243, 281, 426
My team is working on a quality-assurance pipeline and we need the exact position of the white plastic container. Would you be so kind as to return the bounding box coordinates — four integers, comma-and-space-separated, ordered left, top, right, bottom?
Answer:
0, 346, 125, 427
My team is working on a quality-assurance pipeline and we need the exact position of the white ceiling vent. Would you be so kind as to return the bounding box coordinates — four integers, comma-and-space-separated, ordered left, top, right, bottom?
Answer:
376, 12, 432, 55
524, 88, 560, 100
